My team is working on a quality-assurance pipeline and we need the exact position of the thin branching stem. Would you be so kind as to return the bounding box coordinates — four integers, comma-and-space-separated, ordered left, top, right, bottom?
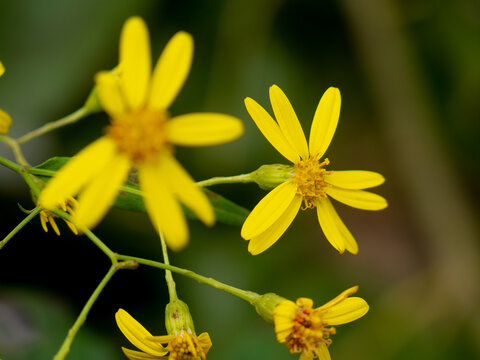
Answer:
0, 207, 41, 250
16, 107, 88, 144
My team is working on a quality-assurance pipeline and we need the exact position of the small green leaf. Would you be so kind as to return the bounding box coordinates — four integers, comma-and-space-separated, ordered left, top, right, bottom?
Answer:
34, 156, 69, 172
31, 157, 249, 226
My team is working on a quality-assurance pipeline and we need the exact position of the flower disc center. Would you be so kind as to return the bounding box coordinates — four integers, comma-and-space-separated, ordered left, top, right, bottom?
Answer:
285, 301, 335, 357
169, 333, 206, 360
107, 108, 170, 164
293, 157, 330, 209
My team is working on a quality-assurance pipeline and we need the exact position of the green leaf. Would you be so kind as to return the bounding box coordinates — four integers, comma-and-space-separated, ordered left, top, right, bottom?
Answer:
31, 157, 249, 226
34, 156, 69, 172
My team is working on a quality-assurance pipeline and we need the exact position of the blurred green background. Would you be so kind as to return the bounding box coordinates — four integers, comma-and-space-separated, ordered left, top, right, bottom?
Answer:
1, 0, 479, 359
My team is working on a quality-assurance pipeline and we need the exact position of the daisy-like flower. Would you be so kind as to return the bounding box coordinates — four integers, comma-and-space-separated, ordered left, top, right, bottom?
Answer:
241, 85, 387, 255
0, 61, 12, 134
116, 309, 212, 360
273, 286, 368, 360
38, 17, 243, 251
39, 196, 78, 235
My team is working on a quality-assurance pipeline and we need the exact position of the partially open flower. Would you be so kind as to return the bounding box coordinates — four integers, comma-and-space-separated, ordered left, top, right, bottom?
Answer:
272, 286, 368, 360
116, 300, 212, 360
148, 331, 212, 360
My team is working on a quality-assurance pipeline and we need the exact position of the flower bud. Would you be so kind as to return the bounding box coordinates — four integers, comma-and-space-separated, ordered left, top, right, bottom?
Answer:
165, 299, 196, 335
250, 164, 293, 190
0, 109, 12, 134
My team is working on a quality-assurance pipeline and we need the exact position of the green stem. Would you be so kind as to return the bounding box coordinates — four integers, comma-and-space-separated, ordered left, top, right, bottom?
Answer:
196, 173, 254, 187
0, 155, 42, 198
27, 167, 55, 177
83, 228, 118, 262
0, 155, 23, 173
159, 232, 178, 301
0, 135, 29, 166
117, 254, 260, 304
16, 107, 88, 144
53, 265, 117, 360
52, 209, 117, 261
0, 207, 41, 250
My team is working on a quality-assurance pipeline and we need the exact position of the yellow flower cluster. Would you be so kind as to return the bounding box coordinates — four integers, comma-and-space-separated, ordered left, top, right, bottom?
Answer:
28, 16, 385, 360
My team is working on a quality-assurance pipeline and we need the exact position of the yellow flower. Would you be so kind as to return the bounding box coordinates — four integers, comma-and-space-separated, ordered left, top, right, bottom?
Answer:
0, 61, 12, 135
115, 309, 212, 360
39, 197, 78, 235
273, 286, 368, 360
38, 17, 243, 251
241, 85, 387, 255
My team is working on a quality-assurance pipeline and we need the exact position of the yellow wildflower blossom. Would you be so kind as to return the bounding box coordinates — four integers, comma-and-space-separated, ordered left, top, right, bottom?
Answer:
39, 197, 78, 235
241, 85, 387, 255
273, 286, 368, 360
116, 309, 212, 360
0, 61, 12, 135
38, 17, 243, 251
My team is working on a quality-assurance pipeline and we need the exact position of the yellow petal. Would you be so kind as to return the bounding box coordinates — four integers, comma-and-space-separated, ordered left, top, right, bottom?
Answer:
0, 61, 4, 76
95, 71, 126, 117
315, 343, 332, 360
148, 334, 175, 344
167, 113, 244, 146
241, 181, 298, 239
38, 137, 117, 210
121, 348, 160, 360
138, 162, 188, 251
269, 85, 309, 159
273, 300, 298, 321
244, 97, 299, 163
326, 187, 388, 211
73, 153, 130, 230
48, 216, 61, 236
149, 31, 193, 110
273, 300, 297, 342
0, 108, 12, 134
319, 286, 358, 310
161, 154, 214, 226
248, 195, 302, 255
65, 220, 79, 235
308, 87, 341, 160
185, 335, 197, 357
198, 332, 213, 354
120, 16, 151, 110
322, 297, 369, 325
324, 170, 385, 189
40, 212, 49, 233
115, 309, 168, 356
316, 197, 358, 254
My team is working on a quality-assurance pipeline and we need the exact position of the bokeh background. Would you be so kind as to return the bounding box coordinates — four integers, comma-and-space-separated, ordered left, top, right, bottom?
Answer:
1, 0, 479, 359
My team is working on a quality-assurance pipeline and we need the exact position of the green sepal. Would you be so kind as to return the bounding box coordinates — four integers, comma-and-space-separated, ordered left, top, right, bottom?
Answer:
30, 157, 249, 226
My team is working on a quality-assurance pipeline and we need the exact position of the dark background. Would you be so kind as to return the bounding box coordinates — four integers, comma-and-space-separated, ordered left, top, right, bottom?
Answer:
1, 0, 479, 359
